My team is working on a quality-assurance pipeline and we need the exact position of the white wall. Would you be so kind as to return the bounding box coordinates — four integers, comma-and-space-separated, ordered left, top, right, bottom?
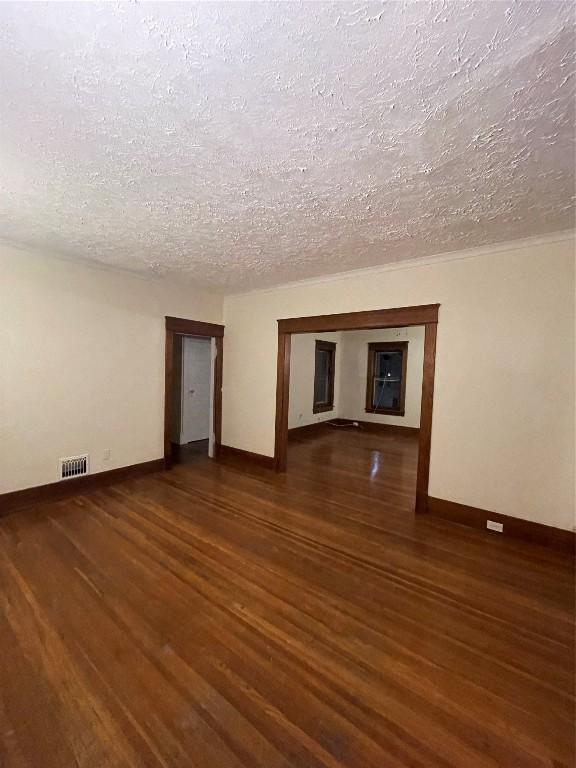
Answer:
0, 245, 223, 493
339, 327, 425, 429
222, 235, 575, 530
288, 332, 342, 428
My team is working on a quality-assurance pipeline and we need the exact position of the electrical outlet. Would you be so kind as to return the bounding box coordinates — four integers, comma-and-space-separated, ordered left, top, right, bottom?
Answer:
352, 421, 359, 426
486, 520, 503, 533
103, 448, 111, 461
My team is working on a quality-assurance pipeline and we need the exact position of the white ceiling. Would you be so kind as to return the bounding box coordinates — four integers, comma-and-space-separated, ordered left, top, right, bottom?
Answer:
0, 1, 574, 291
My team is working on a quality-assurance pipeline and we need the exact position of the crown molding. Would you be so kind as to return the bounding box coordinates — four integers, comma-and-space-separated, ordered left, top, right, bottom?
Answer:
226, 230, 575, 299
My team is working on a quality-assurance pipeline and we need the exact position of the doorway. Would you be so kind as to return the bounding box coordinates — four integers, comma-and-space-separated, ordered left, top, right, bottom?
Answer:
286, 326, 424, 517
274, 304, 439, 513
164, 316, 224, 468
171, 336, 212, 463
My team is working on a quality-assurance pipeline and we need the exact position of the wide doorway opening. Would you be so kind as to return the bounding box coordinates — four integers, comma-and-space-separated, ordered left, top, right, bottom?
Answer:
274, 305, 439, 513
287, 326, 424, 518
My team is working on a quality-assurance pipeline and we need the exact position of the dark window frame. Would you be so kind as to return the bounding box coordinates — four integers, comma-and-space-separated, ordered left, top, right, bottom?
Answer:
365, 341, 408, 416
313, 340, 336, 413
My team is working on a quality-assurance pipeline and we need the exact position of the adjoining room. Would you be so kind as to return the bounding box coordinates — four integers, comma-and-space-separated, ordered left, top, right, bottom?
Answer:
287, 326, 425, 520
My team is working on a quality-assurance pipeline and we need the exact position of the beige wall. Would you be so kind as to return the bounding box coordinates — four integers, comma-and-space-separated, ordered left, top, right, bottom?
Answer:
288, 332, 342, 428
288, 327, 424, 430
339, 327, 425, 429
222, 236, 575, 530
0, 245, 223, 493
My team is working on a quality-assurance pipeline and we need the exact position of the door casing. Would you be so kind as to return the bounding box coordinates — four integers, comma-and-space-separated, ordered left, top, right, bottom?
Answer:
164, 316, 224, 469
274, 304, 439, 513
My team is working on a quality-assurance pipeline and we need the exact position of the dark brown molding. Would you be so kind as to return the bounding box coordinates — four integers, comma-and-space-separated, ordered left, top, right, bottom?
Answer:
427, 496, 575, 553
288, 422, 330, 439
0, 459, 165, 517
333, 419, 420, 436
213, 336, 223, 457
165, 316, 224, 338
312, 404, 334, 414
365, 341, 408, 416
164, 327, 175, 465
274, 304, 439, 515
288, 420, 420, 439
164, 316, 224, 468
274, 332, 291, 472
415, 322, 437, 514
218, 445, 275, 471
312, 339, 336, 414
278, 304, 439, 335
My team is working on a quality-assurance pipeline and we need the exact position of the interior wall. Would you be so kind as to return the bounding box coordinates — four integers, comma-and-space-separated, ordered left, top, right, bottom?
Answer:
288, 332, 342, 429
0, 244, 223, 494
222, 235, 575, 531
171, 334, 183, 443
288, 327, 424, 430
339, 327, 425, 429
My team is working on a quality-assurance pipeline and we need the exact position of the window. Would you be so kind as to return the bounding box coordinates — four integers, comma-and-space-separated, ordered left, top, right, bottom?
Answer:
313, 340, 336, 413
366, 342, 408, 415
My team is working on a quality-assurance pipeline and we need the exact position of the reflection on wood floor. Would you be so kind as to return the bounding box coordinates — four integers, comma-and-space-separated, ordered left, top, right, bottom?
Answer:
0, 427, 573, 767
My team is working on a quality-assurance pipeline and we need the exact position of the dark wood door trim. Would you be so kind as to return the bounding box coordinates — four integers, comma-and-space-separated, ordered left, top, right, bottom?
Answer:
313, 339, 337, 414
164, 317, 225, 468
165, 316, 224, 337
365, 340, 409, 416
278, 304, 439, 335
274, 304, 439, 513
274, 332, 291, 472
415, 322, 437, 513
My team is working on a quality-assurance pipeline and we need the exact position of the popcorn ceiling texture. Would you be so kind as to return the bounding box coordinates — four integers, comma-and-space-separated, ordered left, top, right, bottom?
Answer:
0, 1, 574, 291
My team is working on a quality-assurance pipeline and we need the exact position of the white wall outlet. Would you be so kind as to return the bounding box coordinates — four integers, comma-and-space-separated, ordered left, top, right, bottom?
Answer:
486, 520, 503, 533
352, 421, 359, 426
103, 448, 111, 461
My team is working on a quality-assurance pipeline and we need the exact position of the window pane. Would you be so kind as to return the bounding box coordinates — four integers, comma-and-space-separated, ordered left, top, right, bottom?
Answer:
370, 348, 404, 411
314, 349, 330, 404
375, 350, 403, 379
373, 378, 402, 410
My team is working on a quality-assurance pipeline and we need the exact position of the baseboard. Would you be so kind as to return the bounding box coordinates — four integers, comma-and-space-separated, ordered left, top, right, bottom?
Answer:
427, 496, 575, 553
288, 422, 330, 439
288, 419, 420, 438
331, 419, 420, 436
0, 459, 166, 517
218, 444, 275, 470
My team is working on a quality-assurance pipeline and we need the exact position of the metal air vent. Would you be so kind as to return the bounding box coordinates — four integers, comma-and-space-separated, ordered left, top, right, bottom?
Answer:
59, 454, 89, 480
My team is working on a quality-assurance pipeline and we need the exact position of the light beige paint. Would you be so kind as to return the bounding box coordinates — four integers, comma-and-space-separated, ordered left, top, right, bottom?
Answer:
288, 332, 343, 429
288, 327, 424, 430
0, 245, 223, 493
222, 236, 575, 530
339, 327, 425, 429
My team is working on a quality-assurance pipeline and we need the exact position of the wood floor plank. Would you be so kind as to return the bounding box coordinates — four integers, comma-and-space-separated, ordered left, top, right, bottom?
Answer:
0, 429, 573, 767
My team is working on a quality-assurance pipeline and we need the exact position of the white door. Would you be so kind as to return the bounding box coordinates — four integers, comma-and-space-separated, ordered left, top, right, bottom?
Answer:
180, 338, 212, 444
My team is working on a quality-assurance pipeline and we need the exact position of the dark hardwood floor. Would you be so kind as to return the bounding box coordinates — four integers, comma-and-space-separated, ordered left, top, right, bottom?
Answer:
0, 428, 574, 767
171, 438, 210, 465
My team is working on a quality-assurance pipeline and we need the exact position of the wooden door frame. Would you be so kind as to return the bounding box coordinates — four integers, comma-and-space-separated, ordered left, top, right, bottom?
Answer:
164, 316, 224, 469
274, 304, 439, 513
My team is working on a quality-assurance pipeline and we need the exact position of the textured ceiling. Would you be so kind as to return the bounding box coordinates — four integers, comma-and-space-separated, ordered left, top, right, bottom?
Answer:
0, 1, 574, 291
